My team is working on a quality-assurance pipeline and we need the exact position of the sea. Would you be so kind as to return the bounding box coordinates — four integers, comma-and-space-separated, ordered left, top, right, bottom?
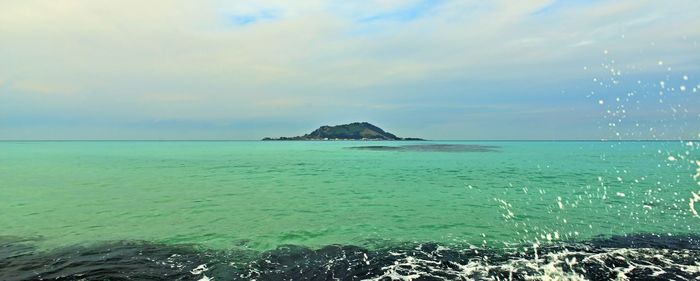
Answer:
1, 140, 699, 280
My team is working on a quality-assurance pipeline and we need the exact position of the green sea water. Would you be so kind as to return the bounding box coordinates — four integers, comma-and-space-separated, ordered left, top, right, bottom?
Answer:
1, 141, 698, 251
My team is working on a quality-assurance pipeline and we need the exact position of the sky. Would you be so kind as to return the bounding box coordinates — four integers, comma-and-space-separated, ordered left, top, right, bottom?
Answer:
1, 0, 699, 140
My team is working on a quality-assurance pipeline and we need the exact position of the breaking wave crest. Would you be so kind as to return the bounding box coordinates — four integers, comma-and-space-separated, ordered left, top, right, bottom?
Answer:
2, 234, 699, 280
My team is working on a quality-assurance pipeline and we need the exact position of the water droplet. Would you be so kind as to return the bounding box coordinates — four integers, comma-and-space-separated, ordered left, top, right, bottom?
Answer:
598, 100, 604, 105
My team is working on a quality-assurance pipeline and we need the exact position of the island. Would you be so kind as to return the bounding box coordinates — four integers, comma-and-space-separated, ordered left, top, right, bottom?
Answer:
262, 122, 424, 141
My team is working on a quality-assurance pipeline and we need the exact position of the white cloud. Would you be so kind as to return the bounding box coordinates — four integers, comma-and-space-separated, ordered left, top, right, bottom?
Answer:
0, 0, 699, 138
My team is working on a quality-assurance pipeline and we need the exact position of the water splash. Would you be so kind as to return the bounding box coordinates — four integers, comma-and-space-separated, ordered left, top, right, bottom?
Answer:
691, 160, 700, 219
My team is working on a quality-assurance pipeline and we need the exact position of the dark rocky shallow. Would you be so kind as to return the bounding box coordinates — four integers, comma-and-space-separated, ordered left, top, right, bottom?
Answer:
347, 144, 500, 152
2, 234, 700, 280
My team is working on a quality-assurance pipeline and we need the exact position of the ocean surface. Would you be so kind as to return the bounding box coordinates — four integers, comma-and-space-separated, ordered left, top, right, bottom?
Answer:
1, 140, 699, 280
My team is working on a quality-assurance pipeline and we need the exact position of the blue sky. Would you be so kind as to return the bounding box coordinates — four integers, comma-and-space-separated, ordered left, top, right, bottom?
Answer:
0, 0, 699, 140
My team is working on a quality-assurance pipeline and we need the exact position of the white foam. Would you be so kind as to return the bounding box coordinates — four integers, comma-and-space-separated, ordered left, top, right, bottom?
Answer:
190, 264, 209, 275
690, 191, 700, 218
354, 244, 700, 281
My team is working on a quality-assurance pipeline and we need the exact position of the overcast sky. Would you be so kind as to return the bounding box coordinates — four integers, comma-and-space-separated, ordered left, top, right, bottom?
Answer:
1, 0, 699, 140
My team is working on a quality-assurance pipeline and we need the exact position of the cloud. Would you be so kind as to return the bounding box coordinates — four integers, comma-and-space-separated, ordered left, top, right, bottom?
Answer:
0, 0, 699, 139
11, 80, 83, 96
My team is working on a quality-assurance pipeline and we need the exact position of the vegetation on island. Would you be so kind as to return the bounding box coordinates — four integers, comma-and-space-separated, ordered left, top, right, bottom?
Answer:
262, 122, 423, 141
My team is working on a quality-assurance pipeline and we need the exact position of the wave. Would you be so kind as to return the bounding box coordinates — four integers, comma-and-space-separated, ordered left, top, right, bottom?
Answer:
1, 234, 699, 280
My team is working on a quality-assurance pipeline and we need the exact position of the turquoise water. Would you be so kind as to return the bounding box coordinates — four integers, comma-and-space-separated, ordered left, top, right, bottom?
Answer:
1, 140, 698, 253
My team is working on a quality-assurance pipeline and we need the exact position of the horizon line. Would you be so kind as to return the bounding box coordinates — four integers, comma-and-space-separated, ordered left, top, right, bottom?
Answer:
0, 139, 698, 142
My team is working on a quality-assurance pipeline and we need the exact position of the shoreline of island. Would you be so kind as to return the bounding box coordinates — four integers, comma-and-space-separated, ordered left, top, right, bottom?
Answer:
262, 122, 424, 141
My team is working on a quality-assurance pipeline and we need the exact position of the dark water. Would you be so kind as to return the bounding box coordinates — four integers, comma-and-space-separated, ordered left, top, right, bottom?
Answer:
2, 235, 699, 280
347, 144, 500, 152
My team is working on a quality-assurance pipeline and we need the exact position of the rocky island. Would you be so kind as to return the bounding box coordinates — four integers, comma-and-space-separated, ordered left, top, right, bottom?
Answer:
262, 122, 423, 141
